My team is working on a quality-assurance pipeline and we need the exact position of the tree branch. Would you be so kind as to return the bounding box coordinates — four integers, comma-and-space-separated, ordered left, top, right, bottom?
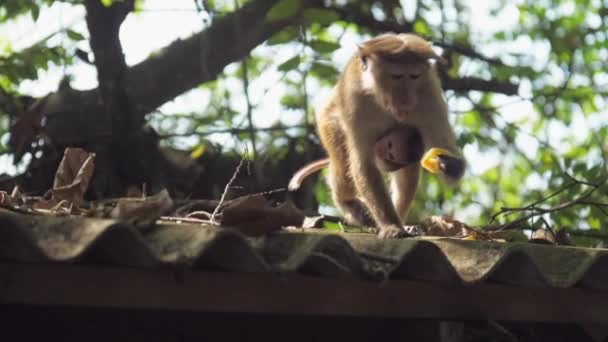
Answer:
124, 0, 301, 116
15, 0, 307, 148
487, 175, 608, 231
330, 4, 505, 66
157, 124, 313, 139
442, 76, 519, 96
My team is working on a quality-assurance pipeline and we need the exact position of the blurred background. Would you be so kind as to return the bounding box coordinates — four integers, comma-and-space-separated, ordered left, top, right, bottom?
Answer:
0, 0, 606, 243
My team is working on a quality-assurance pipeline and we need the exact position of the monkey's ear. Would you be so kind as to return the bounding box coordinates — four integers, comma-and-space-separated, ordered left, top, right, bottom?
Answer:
425, 41, 448, 65
361, 56, 369, 71
434, 54, 448, 66
356, 44, 369, 70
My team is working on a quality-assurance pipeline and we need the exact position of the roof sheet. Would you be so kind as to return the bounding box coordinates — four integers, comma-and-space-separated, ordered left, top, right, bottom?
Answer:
1, 209, 607, 289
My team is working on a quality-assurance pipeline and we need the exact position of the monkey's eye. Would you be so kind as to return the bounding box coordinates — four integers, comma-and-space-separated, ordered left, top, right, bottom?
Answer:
410, 74, 421, 80
390, 74, 404, 80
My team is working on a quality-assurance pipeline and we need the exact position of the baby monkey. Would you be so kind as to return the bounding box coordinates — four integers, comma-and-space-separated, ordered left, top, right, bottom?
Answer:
305, 33, 465, 238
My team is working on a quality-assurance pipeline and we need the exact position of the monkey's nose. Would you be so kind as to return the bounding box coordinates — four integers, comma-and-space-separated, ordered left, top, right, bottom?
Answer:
399, 99, 415, 111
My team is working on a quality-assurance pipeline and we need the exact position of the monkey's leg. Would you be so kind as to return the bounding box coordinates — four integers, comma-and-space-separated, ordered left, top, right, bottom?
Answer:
327, 163, 375, 227
318, 118, 375, 227
349, 147, 410, 238
391, 164, 421, 223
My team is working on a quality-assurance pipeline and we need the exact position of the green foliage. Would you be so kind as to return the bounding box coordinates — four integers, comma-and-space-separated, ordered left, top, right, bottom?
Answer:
265, 0, 301, 22
0, 44, 71, 88
303, 8, 340, 25
0, 0, 56, 22
65, 29, 85, 41
309, 62, 339, 84
277, 55, 301, 72
267, 26, 300, 45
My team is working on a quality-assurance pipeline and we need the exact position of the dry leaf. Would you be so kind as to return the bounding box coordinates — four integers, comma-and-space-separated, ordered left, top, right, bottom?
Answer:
51, 147, 96, 207
423, 215, 466, 237
555, 229, 574, 246
221, 195, 305, 236
302, 215, 325, 228
10, 185, 24, 205
0, 191, 11, 207
530, 229, 557, 245
111, 189, 174, 227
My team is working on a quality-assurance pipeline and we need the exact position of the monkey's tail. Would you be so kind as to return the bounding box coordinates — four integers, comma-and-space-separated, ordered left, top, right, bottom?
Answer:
287, 158, 330, 191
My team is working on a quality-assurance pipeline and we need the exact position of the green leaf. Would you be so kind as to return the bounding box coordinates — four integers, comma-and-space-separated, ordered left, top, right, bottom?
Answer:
267, 26, 299, 45
134, 0, 145, 12
302, 8, 339, 25
309, 40, 340, 54
66, 29, 85, 41
277, 55, 301, 72
414, 20, 431, 36
265, 0, 301, 23
280, 93, 305, 109
100, 0, 114, 7
323, 221, 341, 232
30, 6, 40, 21
310, 62, 339, 83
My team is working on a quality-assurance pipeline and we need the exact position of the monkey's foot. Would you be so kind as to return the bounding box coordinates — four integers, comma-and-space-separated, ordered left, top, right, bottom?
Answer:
377, 225, 412, 239
342, 200, 376, 227
403, 224, 425, 236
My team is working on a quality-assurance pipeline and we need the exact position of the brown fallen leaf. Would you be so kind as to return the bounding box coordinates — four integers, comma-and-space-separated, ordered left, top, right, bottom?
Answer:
422, 215, 489, 239
302, 215, 325, 229
554, 229, 574, 246
0, 191, 11, 207
530, 229, 557, 245
10, 185, 24, 205
111, 189, 174, 228
220, 195, 305, 236
51, 147, 96, 207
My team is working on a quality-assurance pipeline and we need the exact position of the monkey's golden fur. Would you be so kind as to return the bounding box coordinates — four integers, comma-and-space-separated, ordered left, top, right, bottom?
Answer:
315, 33, 463, 238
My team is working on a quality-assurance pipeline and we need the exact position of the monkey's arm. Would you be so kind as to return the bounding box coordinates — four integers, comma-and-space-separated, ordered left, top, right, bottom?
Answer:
420, 113, 465, 182
349, 141, 407, 238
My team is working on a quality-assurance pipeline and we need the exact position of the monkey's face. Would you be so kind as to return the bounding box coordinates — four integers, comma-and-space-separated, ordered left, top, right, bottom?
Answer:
367, 58, 430, 120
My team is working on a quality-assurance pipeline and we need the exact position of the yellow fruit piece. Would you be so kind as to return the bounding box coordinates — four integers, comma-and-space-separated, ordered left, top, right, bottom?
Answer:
421, 147, 451, 173
190, 144, 206, 159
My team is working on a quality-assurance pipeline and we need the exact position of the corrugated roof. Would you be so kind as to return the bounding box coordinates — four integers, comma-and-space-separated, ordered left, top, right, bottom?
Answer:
1, 209, 607, 289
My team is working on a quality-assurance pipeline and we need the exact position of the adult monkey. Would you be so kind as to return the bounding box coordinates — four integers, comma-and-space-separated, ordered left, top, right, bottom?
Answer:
290, 33, 465, 238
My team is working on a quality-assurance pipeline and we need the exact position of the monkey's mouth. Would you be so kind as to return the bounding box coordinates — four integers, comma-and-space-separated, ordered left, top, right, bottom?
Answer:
381, 96, 410, 119
389, 104, 411, 119
390, 108, 409, 119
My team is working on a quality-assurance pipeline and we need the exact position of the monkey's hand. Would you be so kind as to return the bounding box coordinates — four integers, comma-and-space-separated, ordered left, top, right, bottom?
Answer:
421, 148, 465, 181
378, 225, 412, 238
